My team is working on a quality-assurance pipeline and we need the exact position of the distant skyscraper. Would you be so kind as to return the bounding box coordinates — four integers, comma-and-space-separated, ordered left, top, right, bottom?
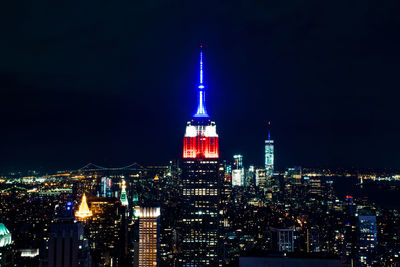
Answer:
246, 165, 255, 187
232, 154, 244, 186
265, 121, 274, 176
100, 177, 112, 197
180, 47, 222, 266
0, 223, 13, 267
135, 207, 160, 267
88, 197, 124, 266
120, 180, 129, 206
271, 227, 295, 252
255, 169, 266, 188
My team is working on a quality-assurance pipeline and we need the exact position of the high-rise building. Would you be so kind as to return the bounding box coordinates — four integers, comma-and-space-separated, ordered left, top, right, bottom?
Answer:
271, 228, 295, 252
358, 209, 377, 266
265, 121, 274, 177
87, 197, 124, 266
255, 169, 266, 188
0, 223, 13, 267
100, 177, 112, 197
46, 202, 91, 267
135, 207, 160, 267
246, 165, 255, 187
180, 47, 222, 266
285, 167, 302, 185
232, 155, 244, 187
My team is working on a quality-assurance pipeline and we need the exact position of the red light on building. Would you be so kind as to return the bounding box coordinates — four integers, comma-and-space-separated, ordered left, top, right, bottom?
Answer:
346, 195, 353, 199
183, 136, 219, 159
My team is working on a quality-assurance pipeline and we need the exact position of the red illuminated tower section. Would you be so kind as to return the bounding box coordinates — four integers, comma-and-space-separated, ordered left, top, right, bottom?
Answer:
183, 46, 219, 159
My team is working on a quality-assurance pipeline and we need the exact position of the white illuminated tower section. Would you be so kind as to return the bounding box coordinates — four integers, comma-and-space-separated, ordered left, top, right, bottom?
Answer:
180, 46, 222, 266
265, 121, 274, 176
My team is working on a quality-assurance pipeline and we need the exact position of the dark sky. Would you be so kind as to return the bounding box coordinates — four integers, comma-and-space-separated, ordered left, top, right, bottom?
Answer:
1, 0, 400, 172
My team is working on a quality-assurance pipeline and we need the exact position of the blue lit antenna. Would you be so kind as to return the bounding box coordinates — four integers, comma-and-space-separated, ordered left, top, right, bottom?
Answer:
267, 121, 271, 140
193, 45, 209, 118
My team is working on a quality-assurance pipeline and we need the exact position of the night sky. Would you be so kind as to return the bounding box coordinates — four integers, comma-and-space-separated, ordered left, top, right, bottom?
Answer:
1, 1, 400, 172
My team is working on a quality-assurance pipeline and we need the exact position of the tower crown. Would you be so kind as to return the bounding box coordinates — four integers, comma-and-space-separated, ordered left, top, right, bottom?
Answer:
183, 46, 219, 159
75, 193, 92, 219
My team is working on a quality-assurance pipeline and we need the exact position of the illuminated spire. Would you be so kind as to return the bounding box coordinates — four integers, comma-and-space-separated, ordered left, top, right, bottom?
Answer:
120, 180, 128, 206
194, 45, 209, 118
267, 121, 271, 140
75, 193, 92, 219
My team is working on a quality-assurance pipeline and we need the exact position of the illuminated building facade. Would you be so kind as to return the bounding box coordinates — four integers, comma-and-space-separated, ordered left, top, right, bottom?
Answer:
87, 197, 124, 266
136, 207, 160, 267
100, 177, 112, 197
255, 169, 266, 188
232, 155, 244, 186
358, 209, 377, 266
180, 47, 222, 266
265, 121, 274, 177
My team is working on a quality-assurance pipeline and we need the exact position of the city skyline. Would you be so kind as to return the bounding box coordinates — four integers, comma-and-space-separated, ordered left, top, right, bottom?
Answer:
2, 1, 400, 171
1, 40, 400, 266
2, 2, 400, 266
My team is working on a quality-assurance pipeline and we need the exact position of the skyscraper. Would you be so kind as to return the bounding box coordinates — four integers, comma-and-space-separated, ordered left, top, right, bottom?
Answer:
265, 121, 274, 177
271, 227, 295, 252
180, 47, 222, 266
232, 155, 244, 187
255, 169, 266, 188
46, 202, 91, 267
100, 177, 112, 197
358, 209, 377, 266
136, 207, 160, 267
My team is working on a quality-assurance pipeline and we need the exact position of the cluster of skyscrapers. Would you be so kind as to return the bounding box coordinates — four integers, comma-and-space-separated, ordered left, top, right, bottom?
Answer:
0, 47, 386, 267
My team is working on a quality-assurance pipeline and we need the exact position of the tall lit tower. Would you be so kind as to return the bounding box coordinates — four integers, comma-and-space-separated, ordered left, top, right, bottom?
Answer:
265, 121, 274, 176
180, 46, 222, 266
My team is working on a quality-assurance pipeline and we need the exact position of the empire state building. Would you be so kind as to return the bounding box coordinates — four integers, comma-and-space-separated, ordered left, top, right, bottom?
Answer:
179, 47, 222, 266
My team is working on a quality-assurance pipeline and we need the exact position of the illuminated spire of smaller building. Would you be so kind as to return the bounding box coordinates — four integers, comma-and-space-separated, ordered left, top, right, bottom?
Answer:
120, 180, 129, 206
75, 193, 92, 219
